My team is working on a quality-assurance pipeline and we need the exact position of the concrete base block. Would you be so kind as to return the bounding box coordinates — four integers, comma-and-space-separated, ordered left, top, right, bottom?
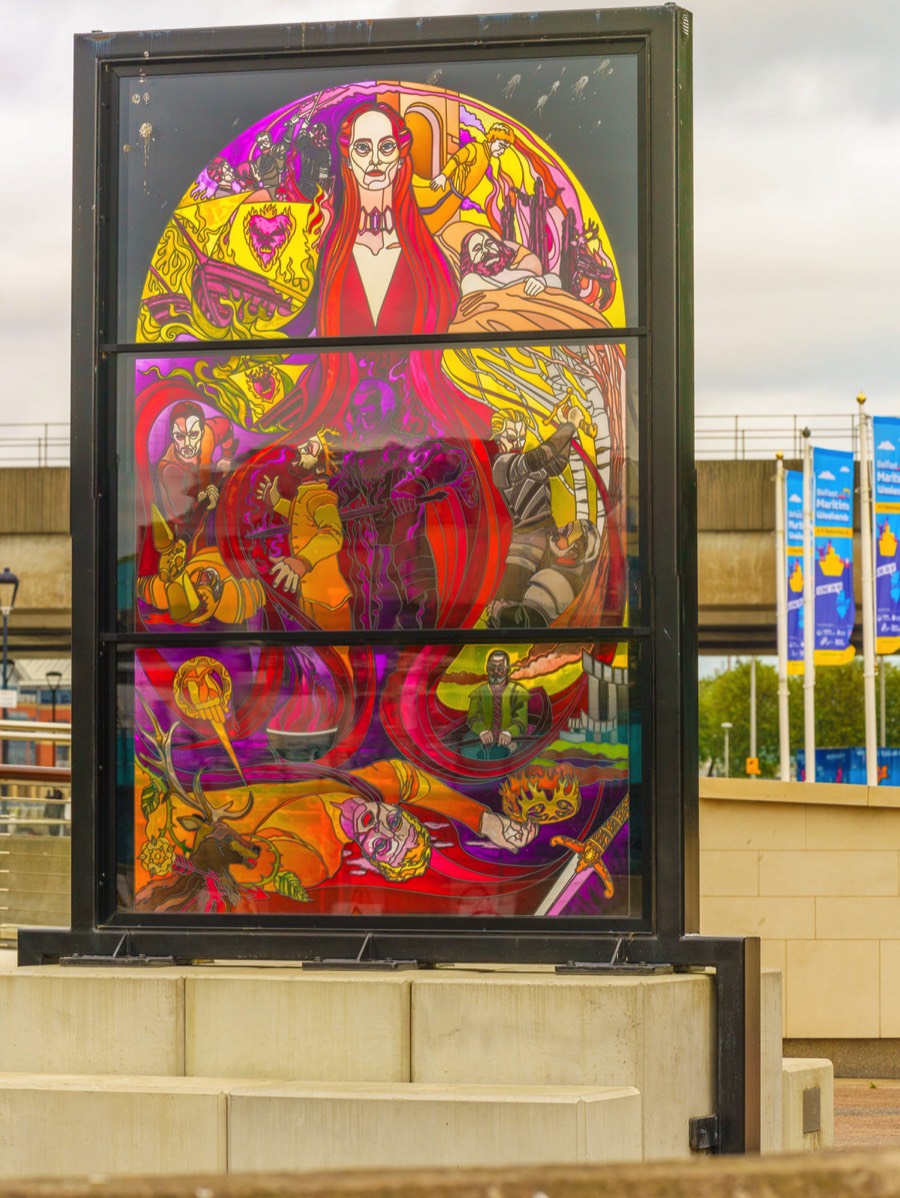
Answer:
0, 968, 184, 1075
410, 971, 714, 1160
185, 969, 411, 1082
760, 969, 784, 1152
228, 1082, 642, 1171
0, 1073, 238, 1178
782, 1058, 834, 1151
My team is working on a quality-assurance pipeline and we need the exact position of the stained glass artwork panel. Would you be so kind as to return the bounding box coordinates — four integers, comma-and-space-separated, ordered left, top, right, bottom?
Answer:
117, 343, 638, 633
117, 56, 639, 340
119, 641, 641, 919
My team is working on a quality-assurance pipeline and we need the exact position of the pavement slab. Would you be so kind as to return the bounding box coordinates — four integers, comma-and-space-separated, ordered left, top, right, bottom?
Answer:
834, 1079, 900, 1149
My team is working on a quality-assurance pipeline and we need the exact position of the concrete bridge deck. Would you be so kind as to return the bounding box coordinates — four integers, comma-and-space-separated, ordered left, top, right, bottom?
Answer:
1, 461, 858, 656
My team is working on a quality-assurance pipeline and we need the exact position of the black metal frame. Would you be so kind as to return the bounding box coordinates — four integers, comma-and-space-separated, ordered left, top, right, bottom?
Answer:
19, 6, 760, 1153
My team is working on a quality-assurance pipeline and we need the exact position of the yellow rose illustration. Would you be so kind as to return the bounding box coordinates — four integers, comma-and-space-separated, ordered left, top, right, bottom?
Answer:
139, 836, 176, 877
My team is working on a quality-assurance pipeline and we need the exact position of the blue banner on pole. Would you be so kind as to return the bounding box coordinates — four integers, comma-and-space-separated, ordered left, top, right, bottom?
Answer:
872, 416, 900, 655
813, 446, 855, 664
785, 469, 804, 673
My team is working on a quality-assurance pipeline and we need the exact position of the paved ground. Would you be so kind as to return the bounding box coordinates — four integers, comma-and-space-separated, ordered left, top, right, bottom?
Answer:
834, 1079, 900, 1149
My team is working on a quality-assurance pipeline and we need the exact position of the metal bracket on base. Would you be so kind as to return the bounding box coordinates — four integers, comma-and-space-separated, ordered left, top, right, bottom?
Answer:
556, 962, 674, 975
689, 1114, 719, 1154
556, 935, 674, 975
59, 932, 192, 968
302, 932, 422, 971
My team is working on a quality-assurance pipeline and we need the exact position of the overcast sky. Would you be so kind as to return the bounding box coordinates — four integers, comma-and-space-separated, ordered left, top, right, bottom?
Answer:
2, 0, 898, 428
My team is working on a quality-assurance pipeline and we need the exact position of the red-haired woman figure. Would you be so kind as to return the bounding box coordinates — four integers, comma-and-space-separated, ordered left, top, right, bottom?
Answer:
310, 101, 505, 634
317, 102, 458, 337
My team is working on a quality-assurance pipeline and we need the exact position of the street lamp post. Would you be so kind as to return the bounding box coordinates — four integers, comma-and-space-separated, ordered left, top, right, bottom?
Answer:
46, 670, 62, 767
0, 568, 20, 770
721, 721, 733, 778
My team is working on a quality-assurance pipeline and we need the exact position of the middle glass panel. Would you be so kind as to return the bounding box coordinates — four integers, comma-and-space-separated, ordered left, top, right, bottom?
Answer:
117, 342, 638, 633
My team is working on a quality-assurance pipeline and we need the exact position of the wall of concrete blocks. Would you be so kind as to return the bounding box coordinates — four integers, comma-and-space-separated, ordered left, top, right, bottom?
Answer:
700, 777, 900, 1059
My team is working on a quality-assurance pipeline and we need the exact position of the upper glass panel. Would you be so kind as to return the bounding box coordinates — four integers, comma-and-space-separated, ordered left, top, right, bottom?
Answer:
116, 340, 638, 634
116, 52, 639, 342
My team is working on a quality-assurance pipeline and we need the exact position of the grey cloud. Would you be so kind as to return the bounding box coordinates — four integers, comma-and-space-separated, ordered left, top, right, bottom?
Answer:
2, 0, 899, 424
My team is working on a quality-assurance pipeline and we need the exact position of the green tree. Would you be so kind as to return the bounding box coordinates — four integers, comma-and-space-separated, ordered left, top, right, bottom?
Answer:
698, 658, 900, 777
698, 661, 780, 777
880, 659, 900, 746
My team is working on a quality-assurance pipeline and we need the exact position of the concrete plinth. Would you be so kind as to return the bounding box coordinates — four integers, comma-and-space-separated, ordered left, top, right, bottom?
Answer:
0, 958, 795, 1167
782, 1058, 834, 1151
0, 967, 184, 1075
228, 1082, 642, 1171
411, 971, 714, 1160
185, 969, 411, 1082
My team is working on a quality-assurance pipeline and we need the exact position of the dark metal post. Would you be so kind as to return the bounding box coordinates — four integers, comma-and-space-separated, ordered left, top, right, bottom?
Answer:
1, 609, 7, 768
46, 670, 62, 768
0, 566, 19, 772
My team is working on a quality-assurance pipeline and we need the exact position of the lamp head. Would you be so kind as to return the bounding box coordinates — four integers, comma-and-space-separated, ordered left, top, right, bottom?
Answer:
0, 567, 19, 617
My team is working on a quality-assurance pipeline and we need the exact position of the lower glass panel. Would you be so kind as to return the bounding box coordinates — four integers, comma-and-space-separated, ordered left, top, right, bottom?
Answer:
117, 640, 643, 920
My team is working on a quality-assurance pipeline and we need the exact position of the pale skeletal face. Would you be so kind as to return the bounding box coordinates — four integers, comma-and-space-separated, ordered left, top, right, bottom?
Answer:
348, 111, 401, 192
172, 415, 203, 461
344, 797, 419, 869
498, 418, 526, 453
296, 437, 322, 472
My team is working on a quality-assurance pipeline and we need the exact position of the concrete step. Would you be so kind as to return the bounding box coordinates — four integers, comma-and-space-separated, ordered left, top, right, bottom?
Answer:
229, 1080, 642, 1171
0, 1074, 640, 1178
0, 1073, 242, 1179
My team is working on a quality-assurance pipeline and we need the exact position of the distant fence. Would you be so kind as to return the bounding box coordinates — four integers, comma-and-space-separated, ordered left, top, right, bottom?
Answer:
0, 720, 72, 936
0, 414, 863, 466
695, 413, 859, 461
0, 423, 70, 467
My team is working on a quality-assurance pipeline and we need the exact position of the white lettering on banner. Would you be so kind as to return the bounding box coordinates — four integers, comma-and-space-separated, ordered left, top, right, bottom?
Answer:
787, 598, 805, 611
816, 582, 844, 597
875, 468, 900, 496
817, 497, 851, 514
876, 562, 898, 578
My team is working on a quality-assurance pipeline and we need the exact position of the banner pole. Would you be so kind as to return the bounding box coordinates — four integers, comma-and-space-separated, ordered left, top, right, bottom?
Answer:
749, 655, 757, 767
802, 429, 816, 782
774, 453, 790, 780
857, 393, 878, 787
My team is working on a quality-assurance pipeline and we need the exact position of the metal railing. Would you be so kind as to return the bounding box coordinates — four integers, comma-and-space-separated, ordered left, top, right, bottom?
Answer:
0, 719, 72, 834
695, 413, 859, 461
0, 720, 72, 938
0, 423, 70, 467
0, 415, 865, 466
